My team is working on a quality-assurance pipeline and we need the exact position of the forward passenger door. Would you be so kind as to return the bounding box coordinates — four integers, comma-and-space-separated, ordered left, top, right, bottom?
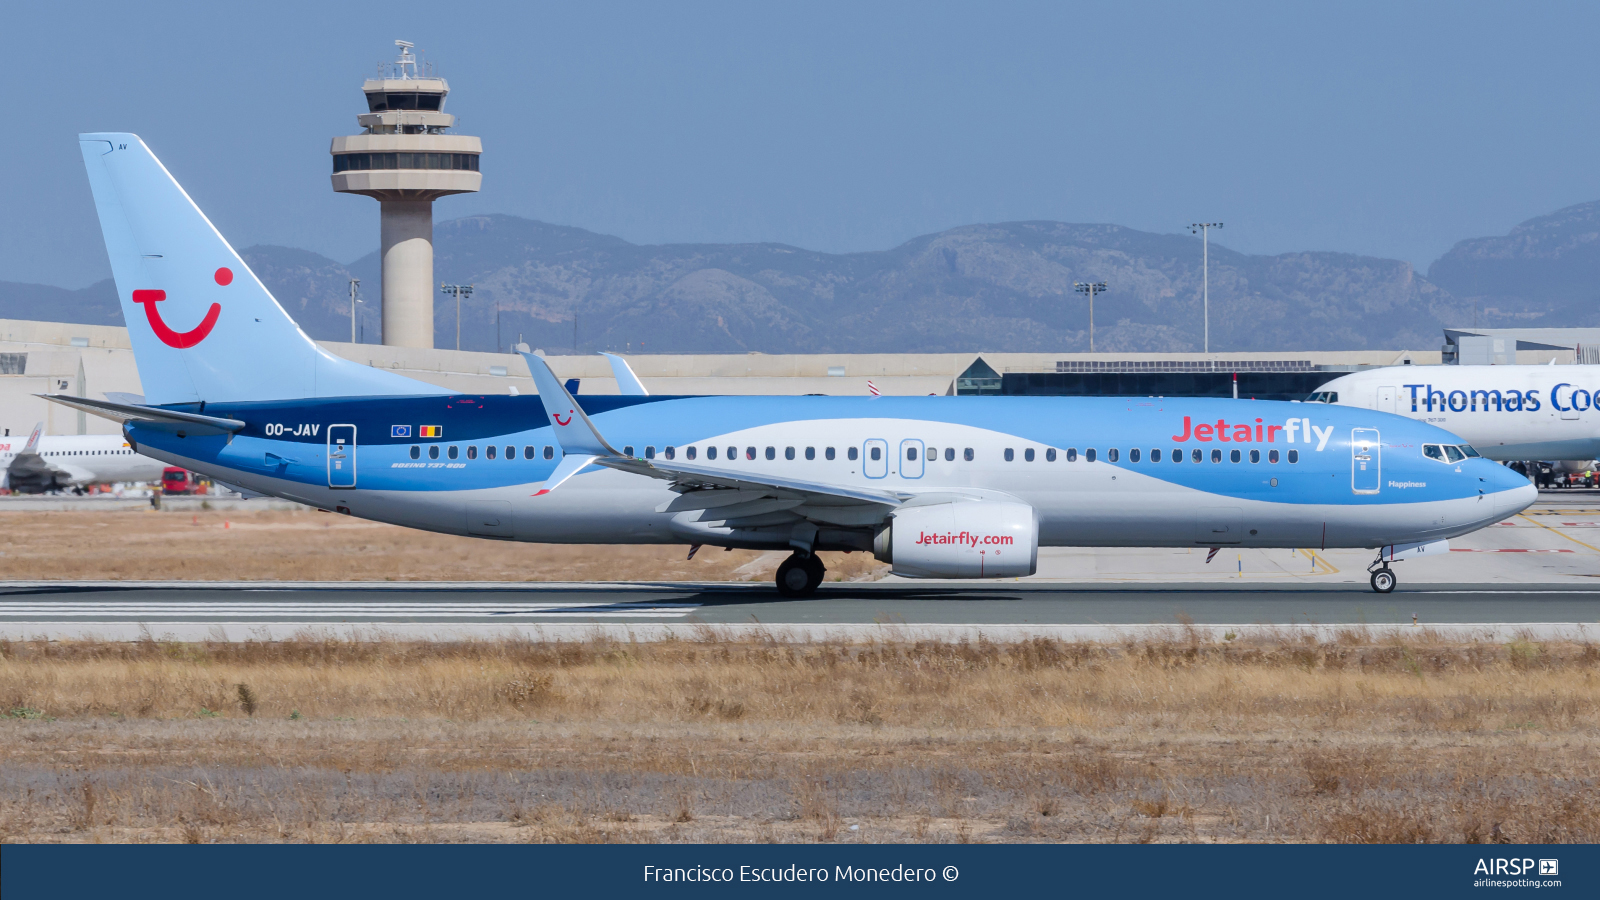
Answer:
1351, 428, 1380, 494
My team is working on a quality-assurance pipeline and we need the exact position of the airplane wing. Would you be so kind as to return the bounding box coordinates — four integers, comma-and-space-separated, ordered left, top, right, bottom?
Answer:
600, 352, 649, 396
517, 345, 903, 527
39, 394, 246, 435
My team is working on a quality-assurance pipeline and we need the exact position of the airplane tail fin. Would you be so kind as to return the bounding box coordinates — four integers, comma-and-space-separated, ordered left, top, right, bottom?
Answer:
77, 134, 444, 405
22, 422, 42, 454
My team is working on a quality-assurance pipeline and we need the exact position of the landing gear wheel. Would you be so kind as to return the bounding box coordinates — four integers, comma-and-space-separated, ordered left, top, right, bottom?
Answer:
1370, 567, 1396, 594
776, 553, 826, 598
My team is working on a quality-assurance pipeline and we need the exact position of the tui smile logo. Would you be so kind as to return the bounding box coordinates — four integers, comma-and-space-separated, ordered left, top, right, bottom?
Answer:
553, 411, 573, 426
130, 267, 231, 349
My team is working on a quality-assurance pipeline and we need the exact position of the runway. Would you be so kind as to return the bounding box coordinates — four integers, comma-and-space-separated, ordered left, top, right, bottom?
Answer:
2, 581, 1598, 642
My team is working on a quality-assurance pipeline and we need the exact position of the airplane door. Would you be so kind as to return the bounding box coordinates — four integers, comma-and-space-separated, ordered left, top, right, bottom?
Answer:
1377, 385, 1397, 413
899, 439, 924, 478
863, 439, 888, 478
328, 424, 356, 488
1351, 428, 1380, 494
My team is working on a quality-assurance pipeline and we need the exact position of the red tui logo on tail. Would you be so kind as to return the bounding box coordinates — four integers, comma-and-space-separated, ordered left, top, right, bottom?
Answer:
131, 268, 230, 348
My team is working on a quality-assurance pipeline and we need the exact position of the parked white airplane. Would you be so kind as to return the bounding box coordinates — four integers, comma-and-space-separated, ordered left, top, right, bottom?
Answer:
0, 423, 167, 493
1310, 364, 1600, 466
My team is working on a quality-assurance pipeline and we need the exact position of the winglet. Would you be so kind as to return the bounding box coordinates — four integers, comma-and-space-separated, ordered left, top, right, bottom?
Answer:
517, 344, 622, 458
600, 352, 649, 396
23, 422, 42, 454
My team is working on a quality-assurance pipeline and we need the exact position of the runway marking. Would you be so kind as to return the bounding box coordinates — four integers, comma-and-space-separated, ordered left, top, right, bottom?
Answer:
1450, 548, 1575, 553
1517, 513, 1600, 555
0, 601, 703, 619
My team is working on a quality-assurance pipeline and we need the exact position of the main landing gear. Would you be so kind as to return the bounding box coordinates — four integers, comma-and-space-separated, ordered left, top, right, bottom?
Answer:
776, 552, 826, 598
1367, 551, 1397, 593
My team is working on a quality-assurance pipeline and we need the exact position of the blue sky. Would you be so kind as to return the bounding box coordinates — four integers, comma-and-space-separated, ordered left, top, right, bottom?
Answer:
7, 1, 1599, 287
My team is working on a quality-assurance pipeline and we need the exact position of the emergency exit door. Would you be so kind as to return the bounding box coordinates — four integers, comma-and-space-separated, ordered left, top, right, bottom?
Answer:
328, 424, 357, 488
1351, 428, 1380, 494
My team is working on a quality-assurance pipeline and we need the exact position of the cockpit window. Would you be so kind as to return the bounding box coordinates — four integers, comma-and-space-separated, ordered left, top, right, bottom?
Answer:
1443, 445, 1466, 463
1423, 444, 1445, 462
1305, 391, 1339, 404
1460, 445, 1481, 458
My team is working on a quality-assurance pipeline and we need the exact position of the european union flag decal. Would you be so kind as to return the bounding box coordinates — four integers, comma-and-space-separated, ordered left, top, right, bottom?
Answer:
391, 425, 412, 438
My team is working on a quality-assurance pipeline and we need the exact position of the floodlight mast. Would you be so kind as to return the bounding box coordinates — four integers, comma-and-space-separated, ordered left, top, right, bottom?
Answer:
1188, 223, 1223, 353
441, 283, 473, 351
1073, 281, 1107, 352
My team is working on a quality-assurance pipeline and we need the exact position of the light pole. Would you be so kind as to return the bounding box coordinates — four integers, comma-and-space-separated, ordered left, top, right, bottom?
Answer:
440, 283, 473, 351
1188, 223, 1223, 353
348, 278, 361, 344
1074, 281, 1107, 352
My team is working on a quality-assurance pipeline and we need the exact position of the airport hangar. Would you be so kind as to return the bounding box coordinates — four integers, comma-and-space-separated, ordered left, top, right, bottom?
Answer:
1, 316, 1591, 438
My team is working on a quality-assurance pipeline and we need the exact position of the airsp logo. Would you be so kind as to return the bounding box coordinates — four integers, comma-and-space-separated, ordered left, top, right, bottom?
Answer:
1540, 859, 1559, 876
1473, 858, 1551, 876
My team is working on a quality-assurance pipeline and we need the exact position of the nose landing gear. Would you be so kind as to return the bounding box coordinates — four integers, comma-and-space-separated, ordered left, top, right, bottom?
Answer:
1366, 550, 1398, 593
1369, 567, 1396, 593
775, 552, 826, 597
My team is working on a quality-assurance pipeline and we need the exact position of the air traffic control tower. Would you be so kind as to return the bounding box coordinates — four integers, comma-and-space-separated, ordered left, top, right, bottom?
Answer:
331, 41, 481, 348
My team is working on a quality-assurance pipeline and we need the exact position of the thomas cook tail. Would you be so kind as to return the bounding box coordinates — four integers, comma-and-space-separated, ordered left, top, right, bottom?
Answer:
77, 133, 445, 405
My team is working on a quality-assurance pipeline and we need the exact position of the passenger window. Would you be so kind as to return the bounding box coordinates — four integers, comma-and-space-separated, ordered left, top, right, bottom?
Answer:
1250, 449, 1261, 463
466, 446, 477, 460
544, 446, 554, 460
1192, 449, 1202, 463
1045, 448, 1056, 462
848, 447, 859, 461
687, 446, 697, 460
505, 446, 514, 460
645, 446, 656, 459
765, 446, 775, 460
1004, 448, 1015, 461
524, 446, 535, 459
1287, 449, 1299, 463
624, 445, 634, 457
708, 446, 718, 460
1066, 448, 1077, 462
805, 447, 815, 460
963, 447, 974, 461
1230, 449, 1241, 463
448, 446, 459, 460
870, 446, 882, 461
1211, 449, 1222, 463
826, 447, 836, 460
906, 447, 917, 461
664, 446, 675, 460
1151, 448, 1162, 462
410, 445, 419, 459
1108, 448, 1119, 462
1085, 448, 1096, 462
786, 447, 795, 460
1268, 449, 1279, 464
1443, 445, 1465, 463
429, 446, 440, 460
1172, 448, 1182, 463
486, 445, 496, 460
1423, 444, 1444, 462
1128, 448, 1139, 463
1024, 448, 1035, 462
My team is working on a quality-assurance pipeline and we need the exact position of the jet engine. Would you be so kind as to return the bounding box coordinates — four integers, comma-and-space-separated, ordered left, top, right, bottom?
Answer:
873, 500, 1038, 578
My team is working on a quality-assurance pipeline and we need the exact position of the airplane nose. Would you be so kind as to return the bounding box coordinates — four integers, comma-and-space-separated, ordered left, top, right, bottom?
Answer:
1493, 466, 1537, 516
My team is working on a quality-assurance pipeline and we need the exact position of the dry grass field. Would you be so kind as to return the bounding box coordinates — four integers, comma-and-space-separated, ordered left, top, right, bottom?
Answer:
2, 632, 1597, 844
0, 508, 887, 583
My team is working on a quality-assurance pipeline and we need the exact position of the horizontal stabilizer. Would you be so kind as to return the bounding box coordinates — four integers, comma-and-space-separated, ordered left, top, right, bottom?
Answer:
39, 394, 245, 435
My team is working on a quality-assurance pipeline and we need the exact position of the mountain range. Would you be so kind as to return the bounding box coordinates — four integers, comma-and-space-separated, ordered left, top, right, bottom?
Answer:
6, 203, 1600, 354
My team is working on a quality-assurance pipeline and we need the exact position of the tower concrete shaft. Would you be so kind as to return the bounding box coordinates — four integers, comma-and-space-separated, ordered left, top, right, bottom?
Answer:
330, 41, 481, 348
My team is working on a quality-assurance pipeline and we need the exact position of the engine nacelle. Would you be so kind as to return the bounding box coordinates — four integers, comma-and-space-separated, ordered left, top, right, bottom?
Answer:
874, 501, 1038, 579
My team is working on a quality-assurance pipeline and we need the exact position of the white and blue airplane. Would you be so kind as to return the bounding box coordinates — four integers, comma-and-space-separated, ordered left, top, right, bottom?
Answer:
49, 134, 1536, 595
